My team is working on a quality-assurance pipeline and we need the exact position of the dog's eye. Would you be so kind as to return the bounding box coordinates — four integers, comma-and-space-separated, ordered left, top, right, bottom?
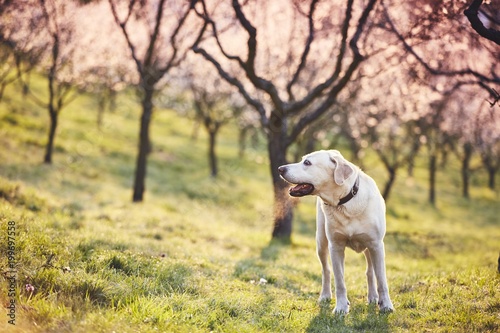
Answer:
304, 160, 312, 166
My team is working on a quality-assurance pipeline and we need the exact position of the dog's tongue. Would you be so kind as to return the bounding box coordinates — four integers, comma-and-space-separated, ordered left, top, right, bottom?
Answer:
289, 183, 314, 197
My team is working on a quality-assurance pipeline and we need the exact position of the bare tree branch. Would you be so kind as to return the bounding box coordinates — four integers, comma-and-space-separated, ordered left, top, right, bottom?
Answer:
286, 0, 318, 101
383, 5, 497, 83
383, 2, 500, 106
144, 0, 166, 68
231, 0, 283, 110
193, 0, 245, 65
158, 0, 198, 74
108, 0, 143, 74
192, 1, 268, 126
287, 0, 378, 145
464, 0, 500, 45
285, 0, 355, 116
192, 43, 268, 126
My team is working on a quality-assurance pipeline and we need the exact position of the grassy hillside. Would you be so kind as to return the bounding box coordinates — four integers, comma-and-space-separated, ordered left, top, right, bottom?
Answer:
1, 79, 499, 333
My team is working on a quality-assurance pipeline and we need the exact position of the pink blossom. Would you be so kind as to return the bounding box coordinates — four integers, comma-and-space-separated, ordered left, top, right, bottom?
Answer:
25, 284, 35, 293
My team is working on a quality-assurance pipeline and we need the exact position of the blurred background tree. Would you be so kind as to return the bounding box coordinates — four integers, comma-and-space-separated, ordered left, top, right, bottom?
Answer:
1, 0, 81, 164
107, 0, 201, 202
192, 0, 381, 240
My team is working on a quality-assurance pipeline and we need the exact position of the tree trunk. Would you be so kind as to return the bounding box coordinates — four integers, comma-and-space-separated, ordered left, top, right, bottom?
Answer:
305, 136, 316, 155
238, 127, 248, 159
382, 167, 396, 201
208, 128, 218, 178
429, 154, 437, 206
487, 167, 495, 190
132, 87, 154, 202
349, 139, 362, 166
0, 83, 6, 103
461, 143, 473, 199
408, 138, 421, 178
44, 108, 58, 164
440, 149, 448, 169
97, 95, 105, 130
191, 119, 200, 141
407, 160, 414, 178
45, 51, 57, 164
268, 112, 293, 241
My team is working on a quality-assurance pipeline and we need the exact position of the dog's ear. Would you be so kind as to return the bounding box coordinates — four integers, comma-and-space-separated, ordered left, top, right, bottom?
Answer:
331, 156, 354, 185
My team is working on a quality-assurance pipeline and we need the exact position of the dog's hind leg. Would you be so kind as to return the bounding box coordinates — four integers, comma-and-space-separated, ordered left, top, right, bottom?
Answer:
368, 242, 394, 312
363, 248, 378, 304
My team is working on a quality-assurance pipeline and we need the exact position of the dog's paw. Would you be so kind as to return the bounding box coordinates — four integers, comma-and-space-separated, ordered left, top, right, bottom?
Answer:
379, 305, 394, 313
333, 306, 349, 315
378, 299, 394, 313
333, 300, 350, 315
318, 293, 332, 304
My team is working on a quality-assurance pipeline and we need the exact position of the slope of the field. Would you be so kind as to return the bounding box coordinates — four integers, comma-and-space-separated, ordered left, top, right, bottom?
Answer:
1, 79, 499, 332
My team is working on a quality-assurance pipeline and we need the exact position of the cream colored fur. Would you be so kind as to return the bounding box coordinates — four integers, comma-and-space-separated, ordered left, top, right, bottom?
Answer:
278, 150, 394, 314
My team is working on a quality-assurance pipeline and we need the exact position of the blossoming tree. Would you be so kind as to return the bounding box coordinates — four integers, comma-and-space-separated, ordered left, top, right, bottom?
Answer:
192, 0, 380, 240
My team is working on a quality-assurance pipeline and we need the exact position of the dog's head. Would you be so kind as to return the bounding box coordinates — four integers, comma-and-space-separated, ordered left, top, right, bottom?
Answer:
278, 150, 355, 198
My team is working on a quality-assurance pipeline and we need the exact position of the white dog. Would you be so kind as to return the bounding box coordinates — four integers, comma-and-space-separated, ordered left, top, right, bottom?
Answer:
278, 150, 394, 314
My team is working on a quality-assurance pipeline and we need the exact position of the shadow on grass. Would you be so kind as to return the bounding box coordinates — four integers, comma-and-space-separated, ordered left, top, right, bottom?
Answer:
260, 238, 291, 261
306, 303, 391, 333
233, 238, 291, 283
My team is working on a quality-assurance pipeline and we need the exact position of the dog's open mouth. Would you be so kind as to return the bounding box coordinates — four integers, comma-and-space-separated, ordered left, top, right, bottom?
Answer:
289, 183, 314, 197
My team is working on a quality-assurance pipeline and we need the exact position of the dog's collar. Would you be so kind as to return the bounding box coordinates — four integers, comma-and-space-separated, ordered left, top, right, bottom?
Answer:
337, 175, 360, 206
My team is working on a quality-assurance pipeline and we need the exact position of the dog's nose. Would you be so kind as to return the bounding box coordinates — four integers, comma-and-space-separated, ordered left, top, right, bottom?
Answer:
278, 166, 287, 175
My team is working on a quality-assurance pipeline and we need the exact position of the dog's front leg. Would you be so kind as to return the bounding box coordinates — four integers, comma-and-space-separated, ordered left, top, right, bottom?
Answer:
317, 242, 331, 303
330, 245, 349, 314
316, 199, 332, 302
368, 242, 394, 312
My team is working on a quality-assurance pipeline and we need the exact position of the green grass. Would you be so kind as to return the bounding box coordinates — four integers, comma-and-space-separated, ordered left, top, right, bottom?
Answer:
0, 78, 499, 332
